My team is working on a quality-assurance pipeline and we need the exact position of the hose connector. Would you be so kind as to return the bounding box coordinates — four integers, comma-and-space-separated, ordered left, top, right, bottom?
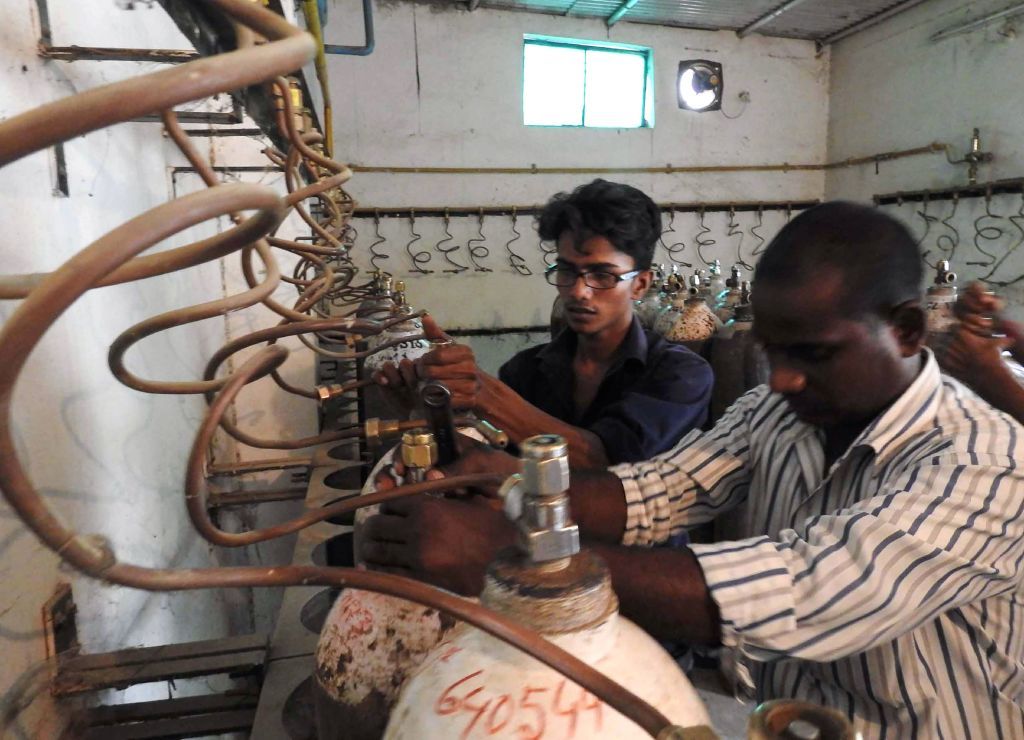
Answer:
400, 428, 437, 483
364, 417, 402, 448
511, 434, 579, 565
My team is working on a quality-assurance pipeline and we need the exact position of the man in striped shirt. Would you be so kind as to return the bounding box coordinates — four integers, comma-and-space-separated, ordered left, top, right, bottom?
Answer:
364, 201, 1024, 738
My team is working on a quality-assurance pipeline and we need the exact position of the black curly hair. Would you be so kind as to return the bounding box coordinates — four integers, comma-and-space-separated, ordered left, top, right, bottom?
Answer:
536, 179, 661, 271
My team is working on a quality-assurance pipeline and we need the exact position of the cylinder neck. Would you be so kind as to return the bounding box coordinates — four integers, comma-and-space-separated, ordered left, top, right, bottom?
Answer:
480, 548, 618, 634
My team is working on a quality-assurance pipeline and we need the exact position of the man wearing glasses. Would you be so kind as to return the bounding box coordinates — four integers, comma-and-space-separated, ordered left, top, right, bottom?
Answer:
375, 178, 712, 466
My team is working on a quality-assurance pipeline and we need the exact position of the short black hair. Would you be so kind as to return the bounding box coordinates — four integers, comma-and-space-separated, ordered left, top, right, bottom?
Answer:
755, 201, 923, 318
536, 179, 661, 271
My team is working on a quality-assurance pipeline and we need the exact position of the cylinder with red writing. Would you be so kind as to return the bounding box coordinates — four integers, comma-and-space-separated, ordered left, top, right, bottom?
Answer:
383, 548, 713, 739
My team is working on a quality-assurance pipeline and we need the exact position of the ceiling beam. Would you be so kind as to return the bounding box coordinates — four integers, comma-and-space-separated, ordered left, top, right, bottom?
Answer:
736, 0, 813, 38
607, 0, 641, 27
820, 0, 931, 44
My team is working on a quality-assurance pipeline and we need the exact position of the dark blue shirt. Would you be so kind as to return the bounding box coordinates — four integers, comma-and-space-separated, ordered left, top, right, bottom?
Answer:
498, 316, 713, 464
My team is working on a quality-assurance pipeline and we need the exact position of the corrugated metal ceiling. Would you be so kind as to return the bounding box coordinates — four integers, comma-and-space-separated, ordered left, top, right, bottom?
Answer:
478, 0, 929, 43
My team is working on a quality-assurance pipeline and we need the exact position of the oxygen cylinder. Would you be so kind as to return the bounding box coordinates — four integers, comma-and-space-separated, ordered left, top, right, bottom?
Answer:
704, 259, 727, 301
383, 435, 713, 740
714, 265, 744, 324
362, 282, 432, 421
635, 264, 666, 329
924, 261, 958, 360
356, 271, 396, 321
314, 428, 462, 740
363, 282, 431, 373
655, 274, 721, 344
316, 398, 503, 740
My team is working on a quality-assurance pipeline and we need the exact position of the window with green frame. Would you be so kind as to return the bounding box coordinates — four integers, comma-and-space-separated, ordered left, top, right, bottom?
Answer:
522, 35, 654, 129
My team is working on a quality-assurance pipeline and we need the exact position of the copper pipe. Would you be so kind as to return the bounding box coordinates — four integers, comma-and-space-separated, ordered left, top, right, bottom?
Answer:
349, 142, 948, 176
0, 2, 676, 734
0, 1, 314, 168
185, 346, 506, 546
0, 226, 672, 738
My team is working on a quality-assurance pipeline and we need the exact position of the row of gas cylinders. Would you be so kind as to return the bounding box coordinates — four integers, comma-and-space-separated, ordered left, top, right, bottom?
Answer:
549, 260, 752, 345
357, 258, 970, 364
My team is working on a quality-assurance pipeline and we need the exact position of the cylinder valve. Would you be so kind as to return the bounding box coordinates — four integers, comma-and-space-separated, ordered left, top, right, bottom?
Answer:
498, 434, 579, 565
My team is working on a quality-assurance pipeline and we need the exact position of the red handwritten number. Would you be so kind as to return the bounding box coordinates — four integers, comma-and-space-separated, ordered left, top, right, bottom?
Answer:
516, 685, 548, 740
486, 695, 513, 735
580, 689, 603, 731
552, 680, 580, 737
436, 670, 483, 716
459, 686, 491, 740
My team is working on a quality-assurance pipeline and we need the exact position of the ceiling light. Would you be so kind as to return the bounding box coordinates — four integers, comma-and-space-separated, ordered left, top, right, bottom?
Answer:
677, 60, 723, 112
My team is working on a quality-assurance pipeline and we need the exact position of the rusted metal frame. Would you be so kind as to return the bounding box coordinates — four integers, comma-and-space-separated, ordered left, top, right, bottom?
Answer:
35, 0, 196, 63
53, 633, 268, 696
75, 692, 258, 727
352, 200, 820, 219
183, 127, 265, 137
133, 98, 243, 124
79, 709, 256, 739
874, 177, 1024, 206
39, 46, 199, 63
208, 457, 312, 476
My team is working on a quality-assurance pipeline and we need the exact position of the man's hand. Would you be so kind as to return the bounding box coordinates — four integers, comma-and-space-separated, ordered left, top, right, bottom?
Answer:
955, 281, 1004, 321
370, 314, 450, 393
940, 321, 1013, 389
360, 494, 517, 595
416, 316, 498, 413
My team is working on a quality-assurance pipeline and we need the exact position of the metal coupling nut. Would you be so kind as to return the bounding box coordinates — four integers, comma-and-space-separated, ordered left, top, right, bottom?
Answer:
522, 523, 579, 562
521, 455, 570, 496
401, 428, 437, 470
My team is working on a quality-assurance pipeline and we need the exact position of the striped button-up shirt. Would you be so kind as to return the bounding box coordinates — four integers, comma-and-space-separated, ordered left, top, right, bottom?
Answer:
611, 350, 1024, 739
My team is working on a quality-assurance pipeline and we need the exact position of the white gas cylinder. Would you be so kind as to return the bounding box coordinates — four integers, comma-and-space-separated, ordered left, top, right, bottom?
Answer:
362, 310, 431, 376
384, 551, 713, 739
924, 261, 958, 360
315, 428, 486, 740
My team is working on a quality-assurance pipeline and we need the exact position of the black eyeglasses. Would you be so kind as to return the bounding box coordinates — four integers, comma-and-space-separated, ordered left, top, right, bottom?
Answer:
544, 265, 640, 290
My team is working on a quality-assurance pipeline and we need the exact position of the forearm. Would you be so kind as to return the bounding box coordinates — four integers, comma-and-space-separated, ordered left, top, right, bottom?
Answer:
588, 543, 721, 645
565, 468, 628, 542
478, 376, 609, 467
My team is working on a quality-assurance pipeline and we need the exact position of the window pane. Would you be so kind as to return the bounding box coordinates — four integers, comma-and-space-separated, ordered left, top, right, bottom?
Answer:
583, 49, 646, 128
523, 43, 585, 126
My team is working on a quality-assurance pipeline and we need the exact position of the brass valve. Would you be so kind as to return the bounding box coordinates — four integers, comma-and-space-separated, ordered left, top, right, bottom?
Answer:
400, 428, 438, 471
399, 428, 438, 484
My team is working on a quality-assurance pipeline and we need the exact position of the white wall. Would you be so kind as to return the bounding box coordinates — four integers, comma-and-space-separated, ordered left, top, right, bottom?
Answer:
827, 0, 1024, 316
324, 0, 831, 330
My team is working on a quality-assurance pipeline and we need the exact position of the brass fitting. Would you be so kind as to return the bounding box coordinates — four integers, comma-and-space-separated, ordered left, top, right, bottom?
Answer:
400, 428, 438, 471
364, 417, 402, 447
316, 384, 345, 403
471, 418, 509, 449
